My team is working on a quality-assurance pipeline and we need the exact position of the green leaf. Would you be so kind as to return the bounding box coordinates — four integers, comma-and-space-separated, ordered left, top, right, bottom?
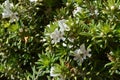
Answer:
79, 32, 92, 36
8, 23, 19, 32
3, 22, 10, 28
45, 22, 58, 33
104, 62, 114, 68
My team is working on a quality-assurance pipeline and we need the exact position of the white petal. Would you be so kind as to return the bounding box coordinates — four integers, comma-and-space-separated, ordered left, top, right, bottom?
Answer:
29, 0, 37, 2
2, 0, 19, 22
62, 43, 67, 47
80, 44, 86, 53
2, 8, 12, 18
73, 7, 82, 16
58, 19, 70, 32
87, 53, 91, 57
68, 38, 74, 42
4, 0, 13, 9
50, 67, 60, 77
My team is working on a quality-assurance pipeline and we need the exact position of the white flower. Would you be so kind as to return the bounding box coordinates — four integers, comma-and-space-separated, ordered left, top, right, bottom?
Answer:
73, 7, 82, 16
50, 67, 60, 77
3, 0, 13, 10
94, 9, 99, 16
74, 49, 84, 63
58, 19, 70, 32
50, 28, 65, 44
73, 44, 91, 63
2, 0, 19, 22
2, 8, 12, 18
2, 0, 13, 18
79, 44, 91, 59
29, 0, 38, 2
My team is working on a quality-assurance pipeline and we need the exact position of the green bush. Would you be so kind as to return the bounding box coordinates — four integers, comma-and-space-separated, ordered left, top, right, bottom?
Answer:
0, 0, 120, 80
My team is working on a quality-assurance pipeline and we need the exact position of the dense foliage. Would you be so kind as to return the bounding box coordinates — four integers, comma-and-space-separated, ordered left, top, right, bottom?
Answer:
0, 0, 120, 80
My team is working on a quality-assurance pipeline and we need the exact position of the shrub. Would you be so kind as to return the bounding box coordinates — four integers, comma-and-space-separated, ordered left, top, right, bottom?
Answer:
0, 0, 120, 80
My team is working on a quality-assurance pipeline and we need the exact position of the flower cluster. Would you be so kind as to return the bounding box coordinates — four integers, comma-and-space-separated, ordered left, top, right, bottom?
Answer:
50, 19, 70, 44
